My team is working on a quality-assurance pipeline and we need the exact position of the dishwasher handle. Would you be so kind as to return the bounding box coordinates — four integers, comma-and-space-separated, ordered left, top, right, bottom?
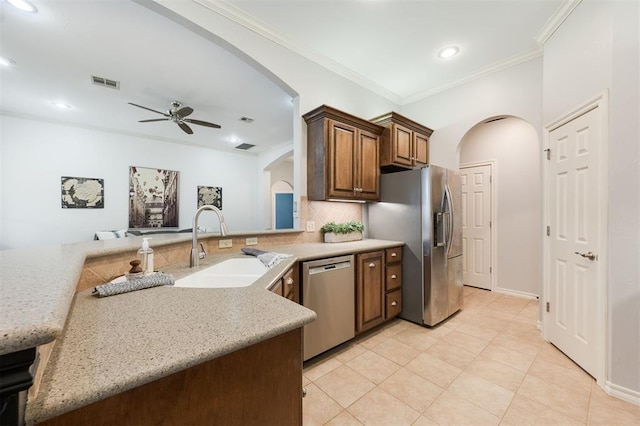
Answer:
308, 260, 352, 275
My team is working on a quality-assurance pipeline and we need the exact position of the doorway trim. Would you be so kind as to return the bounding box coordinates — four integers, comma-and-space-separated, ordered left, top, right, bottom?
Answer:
460, 160, 497, 292
542, 90, 608, 388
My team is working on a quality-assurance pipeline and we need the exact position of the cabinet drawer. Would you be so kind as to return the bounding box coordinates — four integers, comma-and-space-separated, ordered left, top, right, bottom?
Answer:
386, 290, 402, 319
385, 247, 402, 263
385, 263, 402, 292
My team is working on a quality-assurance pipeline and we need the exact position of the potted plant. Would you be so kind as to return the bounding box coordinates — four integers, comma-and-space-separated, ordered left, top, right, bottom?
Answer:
320, 220, 364, 243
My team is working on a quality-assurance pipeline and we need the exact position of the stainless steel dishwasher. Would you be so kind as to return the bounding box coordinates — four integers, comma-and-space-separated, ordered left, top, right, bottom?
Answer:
302, 255, 355, 361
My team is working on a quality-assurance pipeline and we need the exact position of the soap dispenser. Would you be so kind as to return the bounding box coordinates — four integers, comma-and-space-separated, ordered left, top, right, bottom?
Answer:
138, 237, 154, 275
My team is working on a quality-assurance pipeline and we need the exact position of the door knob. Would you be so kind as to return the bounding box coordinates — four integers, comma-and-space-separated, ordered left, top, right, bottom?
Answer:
574, 251, 597, 261
369, 263, 376, 268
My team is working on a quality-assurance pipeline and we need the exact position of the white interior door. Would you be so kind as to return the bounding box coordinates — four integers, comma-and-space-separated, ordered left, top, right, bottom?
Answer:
461, 164, 492, 290
547, 106, 602, 378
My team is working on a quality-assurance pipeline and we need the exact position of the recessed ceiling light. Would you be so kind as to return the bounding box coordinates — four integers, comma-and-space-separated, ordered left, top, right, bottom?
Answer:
227, 136, 240, 144
0, 56, 16, 67
7, 0, 38, 13
52, 102, 71, 110
437, 46, 460, 60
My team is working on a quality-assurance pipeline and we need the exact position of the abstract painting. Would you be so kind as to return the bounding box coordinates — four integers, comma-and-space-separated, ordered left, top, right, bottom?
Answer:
197, 186, 222, 209
61, 176, 104, 208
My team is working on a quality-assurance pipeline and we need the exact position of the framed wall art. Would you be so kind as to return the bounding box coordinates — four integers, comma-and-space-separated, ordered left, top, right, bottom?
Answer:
197, 186, 222, 209
129, 166, 179, 228
61, 176, 104, 208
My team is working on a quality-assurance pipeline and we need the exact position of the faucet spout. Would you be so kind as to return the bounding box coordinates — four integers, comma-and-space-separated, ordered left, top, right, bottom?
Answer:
190, 205, 229, 268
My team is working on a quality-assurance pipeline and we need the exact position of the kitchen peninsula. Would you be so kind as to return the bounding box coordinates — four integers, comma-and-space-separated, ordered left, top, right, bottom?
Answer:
0, 232, 402, 425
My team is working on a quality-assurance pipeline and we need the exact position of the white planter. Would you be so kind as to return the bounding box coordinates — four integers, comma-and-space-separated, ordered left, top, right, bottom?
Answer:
323, 232, 363, 243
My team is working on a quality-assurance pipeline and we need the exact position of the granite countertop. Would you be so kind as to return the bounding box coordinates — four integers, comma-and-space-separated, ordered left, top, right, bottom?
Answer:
20, 238, 403, 424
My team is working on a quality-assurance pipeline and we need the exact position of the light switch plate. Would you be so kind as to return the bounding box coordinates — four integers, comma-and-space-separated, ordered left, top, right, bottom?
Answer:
306, 221, 315, 232
218, 239, 233, 249
245, 237, 258, 246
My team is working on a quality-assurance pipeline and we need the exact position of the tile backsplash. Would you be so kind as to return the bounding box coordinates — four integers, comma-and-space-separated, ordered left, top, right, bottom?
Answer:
77, 197, 364, 291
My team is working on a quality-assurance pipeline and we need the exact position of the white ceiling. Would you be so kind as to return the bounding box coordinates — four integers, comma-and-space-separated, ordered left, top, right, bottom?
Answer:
0, 0, 566, 153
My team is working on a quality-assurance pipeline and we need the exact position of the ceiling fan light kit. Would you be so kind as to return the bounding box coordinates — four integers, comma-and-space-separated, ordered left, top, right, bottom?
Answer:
128, 101, 221, 135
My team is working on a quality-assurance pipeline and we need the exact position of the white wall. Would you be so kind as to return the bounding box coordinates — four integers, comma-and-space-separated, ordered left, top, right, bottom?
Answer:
0, 115, 261, 249
148, 0, 399, 207
543, 0, 639, 395
400, 58, 544, 169
460, 118, 541, 297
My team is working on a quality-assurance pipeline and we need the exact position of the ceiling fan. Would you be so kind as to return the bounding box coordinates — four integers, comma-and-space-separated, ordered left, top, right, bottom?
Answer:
128, 101, 221, 135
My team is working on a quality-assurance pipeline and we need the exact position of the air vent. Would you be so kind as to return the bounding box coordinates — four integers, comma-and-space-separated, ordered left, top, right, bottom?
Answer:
234, 143, 255, 150
240, 117, 254, 123
91, 75, 120, 90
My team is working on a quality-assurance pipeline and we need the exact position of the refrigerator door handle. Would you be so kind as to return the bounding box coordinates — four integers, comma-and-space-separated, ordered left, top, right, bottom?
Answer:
444, 184, 454, 257
434, 212, 445, 247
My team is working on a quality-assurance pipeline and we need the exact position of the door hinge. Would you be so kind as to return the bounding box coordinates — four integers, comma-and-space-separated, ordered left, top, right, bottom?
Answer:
544, 148, 551, 160
546, 302, 550, 313
546, 226, 550, 236
489, 267, 492, 274
489, 221, 492, 228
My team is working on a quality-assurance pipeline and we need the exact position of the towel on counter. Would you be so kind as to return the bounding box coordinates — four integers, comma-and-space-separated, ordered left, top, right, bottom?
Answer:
93, 272, 175, 298
241, 247, 292, 268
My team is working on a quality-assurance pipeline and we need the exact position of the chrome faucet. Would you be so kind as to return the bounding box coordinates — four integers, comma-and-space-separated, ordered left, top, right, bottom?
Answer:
190, 205, 229, 268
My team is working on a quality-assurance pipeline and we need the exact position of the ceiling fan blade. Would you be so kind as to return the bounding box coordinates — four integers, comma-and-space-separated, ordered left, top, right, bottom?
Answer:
176, 106, 193, 118
178, 122, 194, 134
184, 118, 221, 129
139, 118, 170, 123
128, 102, 169, 117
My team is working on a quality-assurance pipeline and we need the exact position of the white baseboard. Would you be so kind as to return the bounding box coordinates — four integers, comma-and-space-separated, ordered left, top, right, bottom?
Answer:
603, 381, 640, 406
537, 320, 543, 331
494, 287, 539, 300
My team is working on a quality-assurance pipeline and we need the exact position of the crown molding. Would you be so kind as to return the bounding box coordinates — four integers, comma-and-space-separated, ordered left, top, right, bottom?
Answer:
192, 0, 565, 106
401, 48, 543, 105
535, 0, 582, 46
194, 0, 403, 104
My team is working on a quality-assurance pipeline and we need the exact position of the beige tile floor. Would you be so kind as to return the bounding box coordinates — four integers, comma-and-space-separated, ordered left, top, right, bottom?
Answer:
302, 286, 640, 425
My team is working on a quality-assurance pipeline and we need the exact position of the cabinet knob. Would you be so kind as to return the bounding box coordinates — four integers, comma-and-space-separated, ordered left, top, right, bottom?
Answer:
286, 278, 294, 285
391, 301, 398, 306
391, 274, 397, 279
391, 252, 397, 257
369, 263, 376, 268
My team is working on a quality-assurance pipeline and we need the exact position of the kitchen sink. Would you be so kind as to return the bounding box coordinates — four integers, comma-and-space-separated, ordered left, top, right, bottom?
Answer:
174, 257, 268, 288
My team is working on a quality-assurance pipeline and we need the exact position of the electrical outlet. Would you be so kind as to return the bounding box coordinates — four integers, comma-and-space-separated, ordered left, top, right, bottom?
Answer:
306, 221, 315, 232
218, 239, 233, 249
245, 237, 258, 246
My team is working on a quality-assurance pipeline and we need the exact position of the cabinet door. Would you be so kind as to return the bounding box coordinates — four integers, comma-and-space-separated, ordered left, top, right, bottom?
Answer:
413, 131, 429, 167
328, 120, 358, 199
356, 251, 385, 333
357, 129, 380, 200
270, 279, 283, 296
283, 265, 299, 303
392, 124, 414, 167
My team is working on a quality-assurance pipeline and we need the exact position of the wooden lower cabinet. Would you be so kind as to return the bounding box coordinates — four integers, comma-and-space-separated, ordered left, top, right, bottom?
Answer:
356, 246, 404, 334
356, 251, 385, 334
384, 247, 403, 320
39, 329, 303, 426
269, 264, 299, 303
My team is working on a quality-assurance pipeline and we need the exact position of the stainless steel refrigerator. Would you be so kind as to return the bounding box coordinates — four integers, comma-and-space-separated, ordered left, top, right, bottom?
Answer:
368, 166, 463, 326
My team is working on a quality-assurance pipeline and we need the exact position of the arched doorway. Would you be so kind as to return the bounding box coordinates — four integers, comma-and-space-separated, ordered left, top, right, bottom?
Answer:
272, 180, 294, 229
458, 116, 541, 298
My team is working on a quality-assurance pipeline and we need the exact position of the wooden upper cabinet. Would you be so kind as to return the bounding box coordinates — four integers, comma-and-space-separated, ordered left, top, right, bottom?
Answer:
371, 111, 433, 172
304, 105, 384, 201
